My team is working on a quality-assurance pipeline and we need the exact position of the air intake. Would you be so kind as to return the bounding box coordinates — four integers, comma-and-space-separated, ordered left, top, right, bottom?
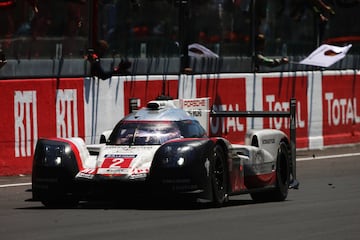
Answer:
147, 102, 160, 110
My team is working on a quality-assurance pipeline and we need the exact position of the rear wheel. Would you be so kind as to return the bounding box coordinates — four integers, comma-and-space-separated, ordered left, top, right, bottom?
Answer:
274, 142, 291, 200
251, 142, 290, 202
211, 145, 228, 207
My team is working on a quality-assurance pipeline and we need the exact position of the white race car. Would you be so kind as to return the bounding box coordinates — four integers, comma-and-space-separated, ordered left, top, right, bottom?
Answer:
32, 97, 298, 208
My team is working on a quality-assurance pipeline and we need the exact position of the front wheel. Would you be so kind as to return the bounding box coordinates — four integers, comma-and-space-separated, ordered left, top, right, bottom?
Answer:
211, 145, 228, 207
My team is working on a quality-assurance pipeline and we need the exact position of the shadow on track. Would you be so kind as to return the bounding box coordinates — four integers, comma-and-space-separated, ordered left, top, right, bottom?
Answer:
20, 197, 256, 211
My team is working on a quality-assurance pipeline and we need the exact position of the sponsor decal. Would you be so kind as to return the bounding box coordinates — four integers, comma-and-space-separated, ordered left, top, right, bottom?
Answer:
262, 76, 308, 148
76, 168, 96, 179
101, 154, 136, 169
0, 78, 84, 175
322, 75, 360, 145
180, 98, 210, 133
97, 153, 151, 177
14, 91, 38, 157
182, 99, 207, 108
265, 95, 306, 129
56, 89, 79, 138
196, 77, 247, 142
211, 104, 245, 134
324, 93, 360, 126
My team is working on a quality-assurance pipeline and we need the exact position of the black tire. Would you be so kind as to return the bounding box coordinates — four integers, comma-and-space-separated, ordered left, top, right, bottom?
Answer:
251, 142, 290, 202
274, 142, 291, 200
211, 145, 228, 207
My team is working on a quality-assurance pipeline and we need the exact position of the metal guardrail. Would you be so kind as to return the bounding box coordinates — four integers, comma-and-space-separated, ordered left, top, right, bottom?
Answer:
1, 55, 359, 79
210, 98, 299, 189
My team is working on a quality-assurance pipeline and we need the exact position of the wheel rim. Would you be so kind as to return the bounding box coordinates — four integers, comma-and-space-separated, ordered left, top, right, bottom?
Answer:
213, 150, 225, 195
213, 149, 225, 203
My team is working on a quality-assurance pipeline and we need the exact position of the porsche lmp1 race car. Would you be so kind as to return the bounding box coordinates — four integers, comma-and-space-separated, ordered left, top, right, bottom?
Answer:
32, 97, 298, 208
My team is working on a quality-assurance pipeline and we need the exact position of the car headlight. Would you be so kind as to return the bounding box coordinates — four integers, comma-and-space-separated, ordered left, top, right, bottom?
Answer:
161, 145, 194, 167
177, 157, 185, 166
43, 145, 66, 166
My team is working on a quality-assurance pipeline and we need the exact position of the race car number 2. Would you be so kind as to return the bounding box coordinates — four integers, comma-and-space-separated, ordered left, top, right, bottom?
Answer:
101, 154, 136, 169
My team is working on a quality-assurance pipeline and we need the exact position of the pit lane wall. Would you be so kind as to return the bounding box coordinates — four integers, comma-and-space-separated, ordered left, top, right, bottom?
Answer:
0, 70, 359, 175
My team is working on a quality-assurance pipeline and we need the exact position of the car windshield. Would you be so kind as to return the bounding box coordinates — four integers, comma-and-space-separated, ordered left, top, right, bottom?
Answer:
109, 121, 182, 145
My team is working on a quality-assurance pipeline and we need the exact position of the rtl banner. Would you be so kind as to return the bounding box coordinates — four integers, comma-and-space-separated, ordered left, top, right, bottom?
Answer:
0, 78, 85, 175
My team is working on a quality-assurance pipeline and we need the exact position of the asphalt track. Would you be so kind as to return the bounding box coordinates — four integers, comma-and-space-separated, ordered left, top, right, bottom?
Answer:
1, 145, 360, 240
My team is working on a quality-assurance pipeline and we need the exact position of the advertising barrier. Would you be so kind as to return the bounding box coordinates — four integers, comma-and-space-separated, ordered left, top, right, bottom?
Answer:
196, 76, 247, 142
0, 70, 359, 175
0, 78, 85, 175
322, 72, 360, 145
262, 74, 308, 148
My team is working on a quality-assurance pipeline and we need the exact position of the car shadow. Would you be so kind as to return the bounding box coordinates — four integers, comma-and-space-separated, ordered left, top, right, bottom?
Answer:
19, 197, 256, 210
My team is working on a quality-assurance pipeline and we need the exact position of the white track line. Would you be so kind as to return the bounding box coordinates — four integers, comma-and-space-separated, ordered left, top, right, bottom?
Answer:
297, 152, 360, 161
0, 152, 359, 188
0, 182, 32, 188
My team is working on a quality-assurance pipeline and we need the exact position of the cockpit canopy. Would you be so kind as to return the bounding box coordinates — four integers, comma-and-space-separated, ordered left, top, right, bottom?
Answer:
108, 120, 207, 146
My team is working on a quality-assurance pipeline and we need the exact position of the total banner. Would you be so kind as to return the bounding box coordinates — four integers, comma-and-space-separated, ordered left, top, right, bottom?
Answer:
322, 72, 360, 145
0, 78, 85, 175
196, 76, 247, 142
262, 74, 309, 149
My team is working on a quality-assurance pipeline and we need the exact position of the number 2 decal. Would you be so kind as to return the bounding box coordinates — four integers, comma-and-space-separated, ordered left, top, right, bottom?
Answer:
101, 155, 136, 169
109, 158, 125, 168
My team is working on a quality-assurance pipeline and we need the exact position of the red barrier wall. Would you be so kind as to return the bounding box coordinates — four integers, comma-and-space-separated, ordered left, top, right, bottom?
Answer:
322, 74, 360, 145
0, 78, 85, 175
196, 76, 247, 143
262, 75, 309, 148
123, 78, 179, 114
1, 71, 359, 176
